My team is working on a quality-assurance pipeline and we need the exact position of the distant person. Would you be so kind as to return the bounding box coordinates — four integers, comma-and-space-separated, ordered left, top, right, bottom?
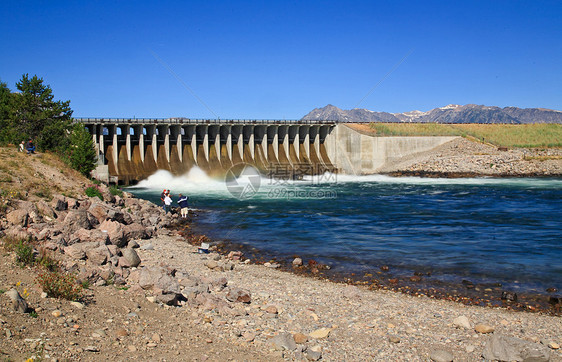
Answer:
160, 189, 167, 210
19, 141, 25, 152
177, 193, 189, 218
164, 192, 172, 214
26, 139, 35, 154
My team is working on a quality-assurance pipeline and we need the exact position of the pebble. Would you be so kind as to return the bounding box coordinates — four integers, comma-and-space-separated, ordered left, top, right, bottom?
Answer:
309, 327, 333, 339
84, 346, 99, 352
51, 310, 62, 318
474, 324, 495, 334
292, 258, 303, 266
429, 349, 454, 362
70, 301, 84, 310
115, 328, 128, 337
127, 345, 137, 352
388, 335, 400, 343
293, 332, 308, 344
453, 315, 471, 329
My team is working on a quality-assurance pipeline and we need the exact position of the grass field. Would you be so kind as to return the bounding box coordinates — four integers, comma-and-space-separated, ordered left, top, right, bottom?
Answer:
365, 123, 562, 148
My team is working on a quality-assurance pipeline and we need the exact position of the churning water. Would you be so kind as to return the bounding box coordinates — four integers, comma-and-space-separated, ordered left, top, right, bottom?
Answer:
128, 168, 562, 295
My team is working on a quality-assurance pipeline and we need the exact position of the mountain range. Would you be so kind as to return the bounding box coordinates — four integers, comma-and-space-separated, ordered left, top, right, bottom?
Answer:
302, 104, 562, 124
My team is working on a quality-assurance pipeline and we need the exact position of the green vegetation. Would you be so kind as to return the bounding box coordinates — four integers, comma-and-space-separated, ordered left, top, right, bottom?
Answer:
85, 185, 104, 200
368, 123, 562, 148
109, 185, 123, 197
0, 74, 97, 176
14, 240, 35, 267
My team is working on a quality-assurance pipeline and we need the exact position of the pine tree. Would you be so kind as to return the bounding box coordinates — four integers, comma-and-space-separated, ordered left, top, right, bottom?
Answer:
69, 123, 97, 177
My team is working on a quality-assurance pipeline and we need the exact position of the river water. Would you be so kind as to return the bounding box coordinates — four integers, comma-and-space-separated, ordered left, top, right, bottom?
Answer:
128, 168, 562, 297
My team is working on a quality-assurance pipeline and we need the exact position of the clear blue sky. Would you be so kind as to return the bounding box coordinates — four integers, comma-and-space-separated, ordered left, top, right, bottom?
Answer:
1, 1, 561, 119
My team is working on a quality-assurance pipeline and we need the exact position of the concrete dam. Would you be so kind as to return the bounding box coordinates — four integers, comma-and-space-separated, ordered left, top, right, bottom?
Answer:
76, 118, 457, 184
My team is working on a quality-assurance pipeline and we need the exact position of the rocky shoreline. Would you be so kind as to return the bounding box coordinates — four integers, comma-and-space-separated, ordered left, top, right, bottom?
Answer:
377, 137, 562, 177
0, 147, 561, 361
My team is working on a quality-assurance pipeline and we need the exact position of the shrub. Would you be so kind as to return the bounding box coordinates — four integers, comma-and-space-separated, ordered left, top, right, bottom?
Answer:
15, 240, 35, 267
109, 185, 123, 197
36, 270, 84, 301
85, 185, 103, 200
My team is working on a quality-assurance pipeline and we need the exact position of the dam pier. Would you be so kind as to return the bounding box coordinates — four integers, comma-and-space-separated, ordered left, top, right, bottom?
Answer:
75, 118, 458, 184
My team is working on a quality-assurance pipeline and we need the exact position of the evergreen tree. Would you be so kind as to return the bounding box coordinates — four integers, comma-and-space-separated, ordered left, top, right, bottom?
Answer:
69, 123, 97, 177
13, 74, 72, 148
0, 80, 15, 144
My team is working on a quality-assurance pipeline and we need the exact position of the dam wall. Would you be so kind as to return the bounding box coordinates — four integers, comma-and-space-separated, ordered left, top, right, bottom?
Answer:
327, 125, 458, 175
77, 119, 458, 184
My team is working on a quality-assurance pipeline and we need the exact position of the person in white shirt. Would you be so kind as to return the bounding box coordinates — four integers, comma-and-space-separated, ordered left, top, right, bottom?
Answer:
164, 192, 172, 213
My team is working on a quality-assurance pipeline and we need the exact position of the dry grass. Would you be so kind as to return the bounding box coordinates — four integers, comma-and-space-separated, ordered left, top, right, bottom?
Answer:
364, 123, 562, 148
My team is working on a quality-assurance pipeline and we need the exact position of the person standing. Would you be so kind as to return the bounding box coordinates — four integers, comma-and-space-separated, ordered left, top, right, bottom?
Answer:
160, 189, 167, 210
177, 193, 189, 218
19, 141, 25, 152
164, 191, 172, 214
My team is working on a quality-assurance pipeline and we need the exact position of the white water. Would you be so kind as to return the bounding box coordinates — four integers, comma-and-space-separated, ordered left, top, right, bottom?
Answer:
131, 167, 561, 196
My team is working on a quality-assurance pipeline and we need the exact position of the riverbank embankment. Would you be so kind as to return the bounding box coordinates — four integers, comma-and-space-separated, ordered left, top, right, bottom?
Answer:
0, 146, 560, 361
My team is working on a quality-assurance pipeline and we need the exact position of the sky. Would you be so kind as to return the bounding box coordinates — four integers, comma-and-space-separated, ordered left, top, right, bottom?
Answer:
1, 1, 561, 119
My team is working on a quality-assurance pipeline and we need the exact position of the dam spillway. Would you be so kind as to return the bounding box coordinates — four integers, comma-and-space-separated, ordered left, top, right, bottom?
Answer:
76, 118, 459, 184
77, 118, 338, 184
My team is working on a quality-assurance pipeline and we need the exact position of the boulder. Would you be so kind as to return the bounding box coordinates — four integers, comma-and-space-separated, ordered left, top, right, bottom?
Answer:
120, 248, 141, 268
66, 197, 80, 209
270, 332, 296, 351
63, 210, 91, 233
64, 242, 100, 260
226, 288, 251, 303
51, 195, 68, 211
6, 209, 29, 227
6, 288, 29, 313
99, 220, 127, 247
483, 335, 551, 362
88, 203, 109, 223
73, 228, 109, 244
86, 245, 111, 265
36, 201, 56, 219
138, 266, 180, 294
123, 223, 148, 240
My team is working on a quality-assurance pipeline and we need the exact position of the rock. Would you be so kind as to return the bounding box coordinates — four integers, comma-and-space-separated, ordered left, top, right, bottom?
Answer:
156, 293, 180, 306
293, 333, 308, 344
409, 275, 422, 282
270, 332, 296, 351
242, 332, 255, 342
429, 349, 454, 362
51, 195, 68, 211
51, 310, 62, 318
306, 348, 322, 361
453, 315, 471, 329
70, 301, 84, 310
115, 328, 128, 337
140, 243, 154, 250
265, 305, 278, 314
388, 335, 400, 343
309, 327, 333, 339
483, 334, 551, 362
64, 243, 98, 260
73, 228, 109, 244
84, 346, 99, 352
548, 342, 560, 349
86, 245, 111, 265
466, 344, 476, 353
124, 223, 148, 240
205, 260, 218, 270
63, 210, 92, 232
128, 240, 140, 249
138, 266, 180, 294
121, 248, 141, 268
88, 203, 109, 223
475, 324, 495, 334
292, 257, 303, 266
6, 289, 29, 313
226, 288, 251, 303
99, 220, 127, 247
501, 291, 518, 302
6, 209, 29, 227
